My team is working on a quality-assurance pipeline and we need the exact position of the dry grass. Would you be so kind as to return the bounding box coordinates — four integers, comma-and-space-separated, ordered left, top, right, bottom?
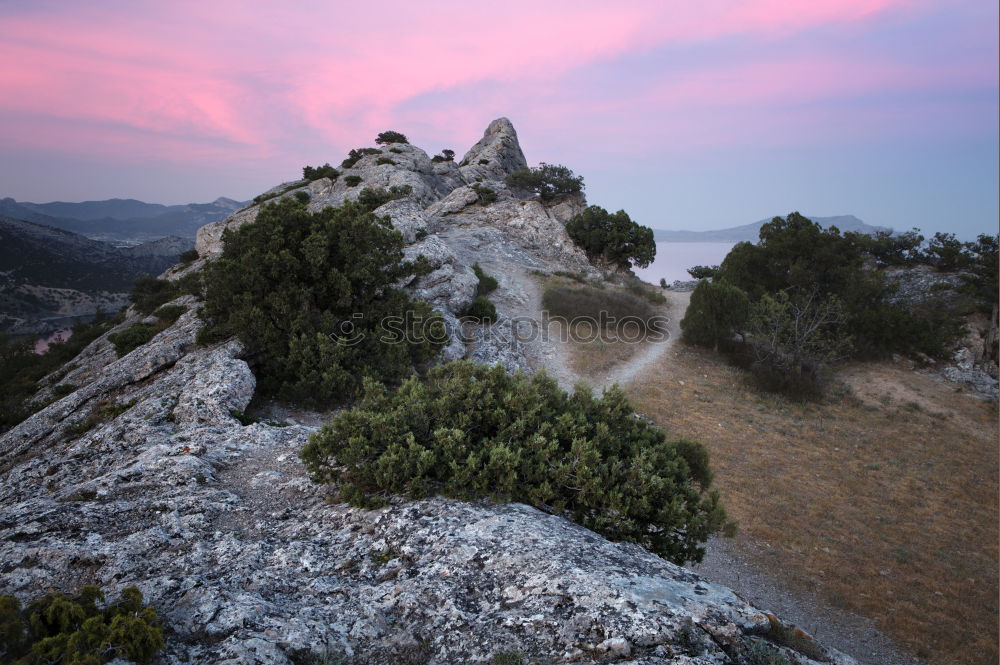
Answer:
627, 344, 998, 665
535, 273, 669, 380
566, 323, 643, 377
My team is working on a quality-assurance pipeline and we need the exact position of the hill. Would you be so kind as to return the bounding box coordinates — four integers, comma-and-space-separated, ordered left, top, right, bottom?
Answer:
0, 196, 245, 243
0, 216, 192, 333
653, 214, 890, 242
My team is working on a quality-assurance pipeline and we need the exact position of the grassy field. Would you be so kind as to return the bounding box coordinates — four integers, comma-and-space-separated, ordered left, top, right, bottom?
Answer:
626, 343, 998, 665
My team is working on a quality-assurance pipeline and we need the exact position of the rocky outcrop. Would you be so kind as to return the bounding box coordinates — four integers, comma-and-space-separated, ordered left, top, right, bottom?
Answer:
458, 117, 529, 183
0, 119, 857, 665
884, 264, 964, 307
884, 265, 998, 399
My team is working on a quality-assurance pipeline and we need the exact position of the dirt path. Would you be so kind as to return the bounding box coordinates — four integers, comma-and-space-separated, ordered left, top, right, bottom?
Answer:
594, 290, 690, 391
500, 267, 579, 390
501, 268, 692, 393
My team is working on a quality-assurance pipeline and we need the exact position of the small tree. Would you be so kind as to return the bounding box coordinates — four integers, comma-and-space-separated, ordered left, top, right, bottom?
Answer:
747, 290, 853, 398
566, 205, 656, 270
470, 183, 498, 205
687, 265, 718, 279
505, 163, 584, 201
680, 280, 750, 349
923, 232, 971, 271
341, 147, 381, 168
375, 130, 408, 145
302, 163, 339, 181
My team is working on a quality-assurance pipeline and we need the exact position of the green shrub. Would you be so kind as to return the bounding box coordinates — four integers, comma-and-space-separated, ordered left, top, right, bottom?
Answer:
152, 304, 187, 324
566, 205, 655, 270
845, 228, 924, 267
460, 296, 497, 323
687, 265, 718, 279
478, 158, 489, 165
341, 147, 380, 168
958, 233, 998, 317
376, 157, 396, 166
375, 130, 408, 145
294, 190, 311, 204
344, 175, 362, 187
470, 183, 498, 205
178, 249, 199, 264
200, 196, 444, 406
302, 163, 339, 181
490, 652, 525, 665
431, 149, 455, 163
173, 271, 204, 298
504, 163, 584, 201
128, 274, 199, 314
743, 641, 791, 665
714, 213, 965, 359
680, 280, 750, 349
128, 276, 177, 314
922, 232, 971, 271
52, 383, 77, 396
0, 585, 164, 665
356, 185, 412, 208
659, 278, 668, 289
552, 270, 588, 284
471, 263, 498, 296
108, 324, 156, 357
542, 285, 658, 331
299, 361, 730, 564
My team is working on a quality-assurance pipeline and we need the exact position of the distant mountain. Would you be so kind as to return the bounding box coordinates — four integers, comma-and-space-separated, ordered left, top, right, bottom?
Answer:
653, 214, 891, 243
0, 216, 193, 334
0, 196, 246, 243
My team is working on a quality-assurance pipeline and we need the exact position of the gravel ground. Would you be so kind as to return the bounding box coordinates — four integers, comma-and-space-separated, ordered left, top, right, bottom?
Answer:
693, 536, 922, 665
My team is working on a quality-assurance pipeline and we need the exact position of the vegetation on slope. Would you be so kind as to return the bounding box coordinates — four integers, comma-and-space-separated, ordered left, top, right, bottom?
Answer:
301, 361, 731, 565
0, 585, 164, 664
566, 205, 656, 270
504, 163, 584, 201
679, 213, 996, 397
199, 193, 444, 406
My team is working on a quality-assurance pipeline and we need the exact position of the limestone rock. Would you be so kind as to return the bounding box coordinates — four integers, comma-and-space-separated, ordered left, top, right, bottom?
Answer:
400, 235, 478, 315
459, 117, 529, 184
371, 198, 429, 244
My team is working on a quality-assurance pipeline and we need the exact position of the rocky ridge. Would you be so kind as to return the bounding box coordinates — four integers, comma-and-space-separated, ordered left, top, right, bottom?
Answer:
1, 119, 856, 664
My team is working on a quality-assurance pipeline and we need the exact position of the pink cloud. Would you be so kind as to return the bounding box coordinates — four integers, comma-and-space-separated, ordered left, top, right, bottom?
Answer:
0, 0, 962, 165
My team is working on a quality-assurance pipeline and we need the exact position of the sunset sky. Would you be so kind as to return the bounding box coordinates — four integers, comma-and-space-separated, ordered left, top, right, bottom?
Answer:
1, 1, 996, 237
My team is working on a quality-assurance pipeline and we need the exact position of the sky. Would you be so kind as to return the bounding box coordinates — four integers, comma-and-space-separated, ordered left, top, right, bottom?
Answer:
0, 0, 996, 238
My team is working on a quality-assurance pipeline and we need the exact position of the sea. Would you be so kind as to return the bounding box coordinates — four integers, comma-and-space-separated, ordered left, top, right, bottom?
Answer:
632, 242, 736, 285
